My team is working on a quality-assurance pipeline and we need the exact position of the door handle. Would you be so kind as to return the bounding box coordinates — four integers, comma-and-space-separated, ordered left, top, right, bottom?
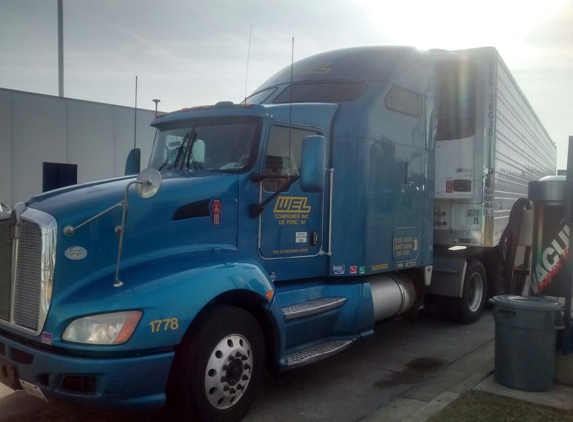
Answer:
310, 231, 319, 246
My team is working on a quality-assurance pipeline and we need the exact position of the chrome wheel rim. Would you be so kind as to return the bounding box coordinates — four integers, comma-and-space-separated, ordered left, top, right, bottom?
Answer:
205, 334, 253, 409
468, 272, 484, 312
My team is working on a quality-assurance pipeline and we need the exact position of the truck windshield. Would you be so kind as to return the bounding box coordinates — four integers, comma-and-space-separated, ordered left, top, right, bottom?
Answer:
149, 117, 261, 173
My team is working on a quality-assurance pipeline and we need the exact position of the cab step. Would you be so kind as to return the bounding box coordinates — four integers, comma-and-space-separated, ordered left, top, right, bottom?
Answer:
286, 340, 354, 369
281, 297, 347, 320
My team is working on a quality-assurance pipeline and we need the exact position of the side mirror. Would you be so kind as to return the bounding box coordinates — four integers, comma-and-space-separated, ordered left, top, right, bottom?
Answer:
300, 135, 326, 192
125, 148, 141, 175
135, 168, 162, 198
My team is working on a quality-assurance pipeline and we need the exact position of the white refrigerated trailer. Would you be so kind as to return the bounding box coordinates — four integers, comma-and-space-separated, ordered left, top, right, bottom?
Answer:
428, 47, 556, 322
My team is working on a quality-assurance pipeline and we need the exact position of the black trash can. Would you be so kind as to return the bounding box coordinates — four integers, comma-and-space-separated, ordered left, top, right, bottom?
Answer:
490, 295, 563, 391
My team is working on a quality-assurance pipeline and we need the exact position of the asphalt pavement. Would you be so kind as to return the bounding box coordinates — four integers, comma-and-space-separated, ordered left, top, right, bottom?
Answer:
0, 305, 496, 421
4, 304, 572, 422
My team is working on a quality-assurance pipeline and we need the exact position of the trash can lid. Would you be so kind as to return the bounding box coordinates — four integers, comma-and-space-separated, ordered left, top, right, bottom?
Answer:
490, 295, 563, 311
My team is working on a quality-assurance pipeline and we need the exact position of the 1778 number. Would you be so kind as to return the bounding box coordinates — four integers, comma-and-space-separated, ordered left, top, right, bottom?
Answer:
149, 318, 179, 333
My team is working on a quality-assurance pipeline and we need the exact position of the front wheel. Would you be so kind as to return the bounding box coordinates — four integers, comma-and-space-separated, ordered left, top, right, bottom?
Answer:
169, 305, 265, 422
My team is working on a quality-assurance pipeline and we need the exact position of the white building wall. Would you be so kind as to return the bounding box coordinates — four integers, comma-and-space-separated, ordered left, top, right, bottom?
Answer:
12, 92, 68, 204
0, 88, 156, 205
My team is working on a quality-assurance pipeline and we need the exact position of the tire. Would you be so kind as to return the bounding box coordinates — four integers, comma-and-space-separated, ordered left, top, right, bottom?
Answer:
438, 260, 487, 324
170, 305, 265, 422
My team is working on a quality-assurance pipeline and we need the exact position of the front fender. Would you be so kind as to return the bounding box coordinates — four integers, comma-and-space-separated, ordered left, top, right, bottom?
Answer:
46, 253, 275, 353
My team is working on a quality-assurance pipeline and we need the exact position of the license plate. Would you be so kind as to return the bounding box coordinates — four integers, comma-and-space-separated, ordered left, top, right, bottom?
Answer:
20, 379, 48, 402
0, 356, 21, 391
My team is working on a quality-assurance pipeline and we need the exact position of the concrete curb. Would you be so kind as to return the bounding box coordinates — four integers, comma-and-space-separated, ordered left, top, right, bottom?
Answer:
474, 375, 573, 411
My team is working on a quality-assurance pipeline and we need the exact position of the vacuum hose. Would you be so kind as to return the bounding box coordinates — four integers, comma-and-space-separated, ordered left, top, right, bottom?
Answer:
498, 197, 532, 295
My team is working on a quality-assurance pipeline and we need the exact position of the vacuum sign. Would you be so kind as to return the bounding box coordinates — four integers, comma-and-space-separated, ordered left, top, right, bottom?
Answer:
532, 223, 569, 294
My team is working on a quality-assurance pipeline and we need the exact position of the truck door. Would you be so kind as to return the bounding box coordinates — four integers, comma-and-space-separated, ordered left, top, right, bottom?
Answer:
259, 125, 324, 259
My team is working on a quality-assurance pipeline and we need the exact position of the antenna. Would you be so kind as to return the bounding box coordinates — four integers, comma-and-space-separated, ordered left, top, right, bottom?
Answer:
289, 36, 294, 103
244, 25, 253, 102
288, 37, 294, 159
134, 76, 138, 149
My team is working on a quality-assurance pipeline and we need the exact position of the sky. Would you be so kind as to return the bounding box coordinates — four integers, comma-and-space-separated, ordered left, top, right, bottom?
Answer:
0, 0, 572, 168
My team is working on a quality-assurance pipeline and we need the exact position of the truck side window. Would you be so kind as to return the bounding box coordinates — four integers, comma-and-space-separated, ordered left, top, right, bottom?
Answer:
263, 126, 319, 192
385, 87, 423, 117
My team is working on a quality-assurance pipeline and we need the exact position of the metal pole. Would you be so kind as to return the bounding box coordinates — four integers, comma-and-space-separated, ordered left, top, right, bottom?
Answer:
133, 76, 138, 149
244, 25, 252, 102
152, 99, 160, 117
58, 0, 64, 97
563, 135, 573, 355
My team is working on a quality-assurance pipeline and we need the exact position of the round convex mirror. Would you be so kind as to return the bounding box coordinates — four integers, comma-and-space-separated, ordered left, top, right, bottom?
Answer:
135, 168, 162, 198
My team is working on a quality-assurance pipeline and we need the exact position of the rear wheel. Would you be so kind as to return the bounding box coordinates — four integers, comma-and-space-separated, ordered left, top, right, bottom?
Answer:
439, 260, 487, 324
170, 305, 265, 422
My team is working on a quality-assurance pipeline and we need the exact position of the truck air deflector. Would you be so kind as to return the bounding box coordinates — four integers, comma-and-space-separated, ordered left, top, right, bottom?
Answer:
272, 82, 367, 103
150, 103, 271, 127
255, 46, 431, 95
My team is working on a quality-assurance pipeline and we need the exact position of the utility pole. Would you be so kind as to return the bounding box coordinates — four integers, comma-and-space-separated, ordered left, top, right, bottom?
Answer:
58, 0, 64, 97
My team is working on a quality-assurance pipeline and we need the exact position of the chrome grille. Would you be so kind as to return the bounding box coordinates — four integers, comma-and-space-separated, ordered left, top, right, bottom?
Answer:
0, 209, 56, 335
13, 222, 42, 331
0, 221, 12, 321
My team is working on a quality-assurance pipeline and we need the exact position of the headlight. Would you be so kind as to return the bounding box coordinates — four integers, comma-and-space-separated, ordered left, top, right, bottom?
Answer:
62, 311, 142, 345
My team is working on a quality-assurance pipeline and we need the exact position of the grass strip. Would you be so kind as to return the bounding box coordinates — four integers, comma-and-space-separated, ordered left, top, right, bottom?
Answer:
428, 390, 573, 422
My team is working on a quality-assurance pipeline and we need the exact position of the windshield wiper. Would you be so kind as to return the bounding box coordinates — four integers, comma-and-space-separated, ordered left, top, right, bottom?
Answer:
182, 132, 203, 172
158, 147, 180, 171
158, 130, 202, 172
157, 132, 192, 171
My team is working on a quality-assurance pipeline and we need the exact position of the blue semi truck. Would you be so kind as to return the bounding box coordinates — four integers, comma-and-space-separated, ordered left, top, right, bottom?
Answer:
0, 46, 555, 421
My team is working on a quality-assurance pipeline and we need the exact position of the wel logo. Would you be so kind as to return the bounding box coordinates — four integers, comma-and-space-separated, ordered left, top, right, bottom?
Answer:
273, 197, 311, 214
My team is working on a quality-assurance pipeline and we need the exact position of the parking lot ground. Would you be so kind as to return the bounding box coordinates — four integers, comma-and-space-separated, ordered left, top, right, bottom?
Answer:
0, 307, 495, 422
